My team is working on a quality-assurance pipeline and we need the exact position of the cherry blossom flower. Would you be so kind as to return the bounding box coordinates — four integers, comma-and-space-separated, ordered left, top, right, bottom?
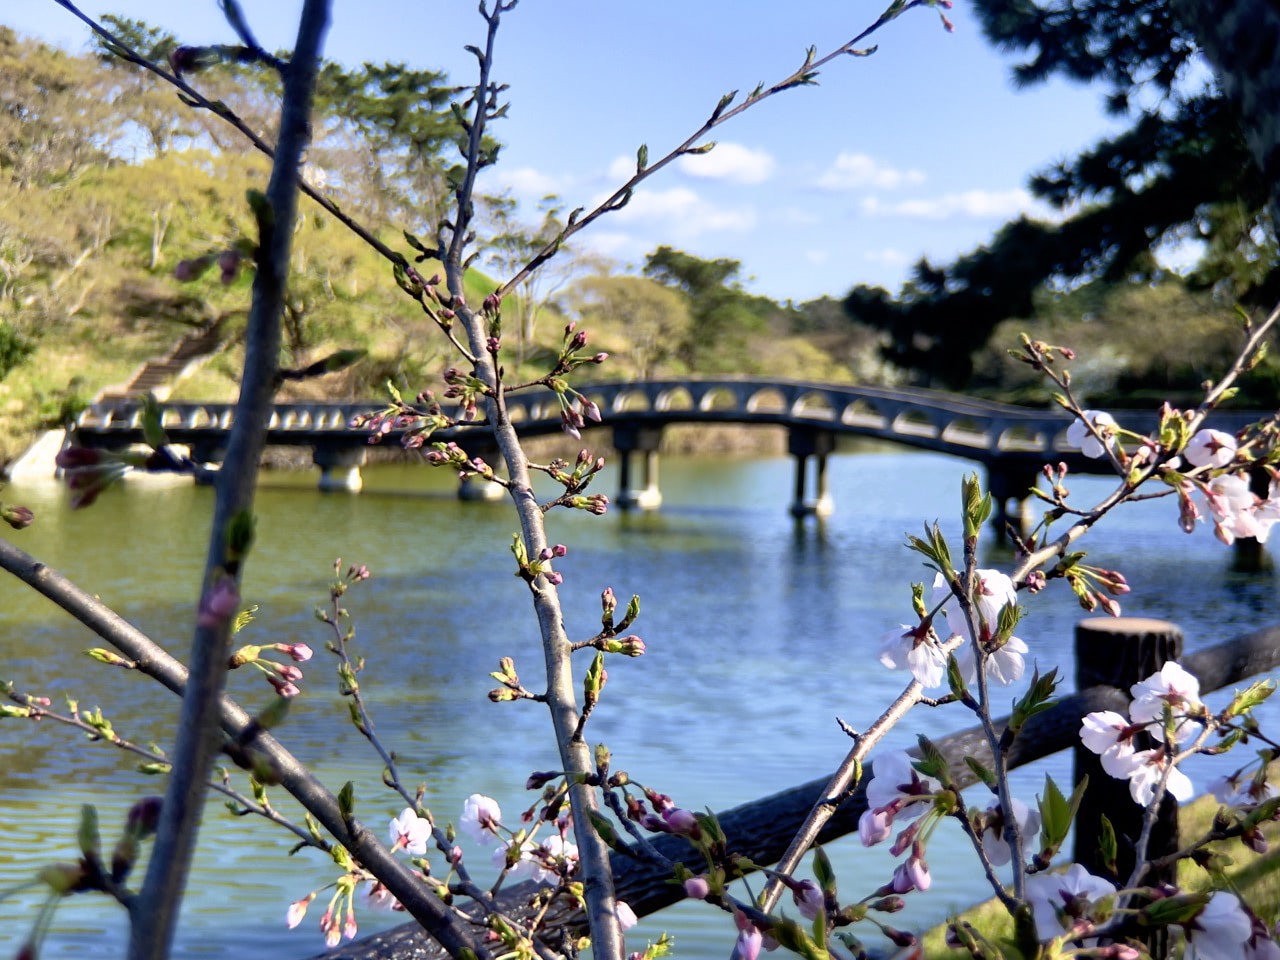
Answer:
1079, 711, 1142, 778
978, 797, 1041, 867
865, 752, 940, 821
734, 913, 764, 960
615, 900, 638, 931
1025, 863, 1117, 941
1066, 410, 1118, 460
859, 751, 940, 849
930, 570, 1027, 686
1185, 429, 1238, 469
878, 623, 948, 688
459, 794, 502, 842
1204, 473, 1267, 544
792, 880, 824, 920
388, 807, 431, 856
197, 576, 240, 628
1209, 772, 1277, 809
891, 848, 931, 893
859, 807, 893, 846
1126, 749, 1193, 805
1129, 661, 1203, 744
286, 892, 316, 929
1185, 892, 1252, 960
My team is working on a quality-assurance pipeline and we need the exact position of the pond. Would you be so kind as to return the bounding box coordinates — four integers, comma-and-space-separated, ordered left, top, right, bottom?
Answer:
1, 446, 1275, 957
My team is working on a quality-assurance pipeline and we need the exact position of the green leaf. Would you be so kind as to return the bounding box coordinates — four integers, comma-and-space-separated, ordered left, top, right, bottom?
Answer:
1225, 679, 1276, 718
1098, 814, 1117, 876
338, 781, 355, 820
225, 510, 256, 564
77, 804, 100, 857
915, 735, 952, 787
1009, 667, 1059, 736
961, 473, 991, 539
403, 230, 429, 254
141, 392, 168, 450
964, 756, 997, 791
635, 143, 648, 173
231, 603, 258, 636
1038, 774, 1087, 857
813, 845, 836, 896
711, 90, 737, 120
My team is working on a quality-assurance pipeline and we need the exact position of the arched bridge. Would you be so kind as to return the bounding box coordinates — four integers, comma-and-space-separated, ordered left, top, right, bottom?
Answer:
72, 378, 1267, 528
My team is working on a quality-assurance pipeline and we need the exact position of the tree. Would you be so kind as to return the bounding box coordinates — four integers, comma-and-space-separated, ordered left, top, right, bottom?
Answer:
94, 16, 191, 157
0, 27, 117, 188
484, 193, 578, 367
311, 60, 468, 231
569, 274, 691, 380
642, 245, 770, 373
843, 0, 1276, 388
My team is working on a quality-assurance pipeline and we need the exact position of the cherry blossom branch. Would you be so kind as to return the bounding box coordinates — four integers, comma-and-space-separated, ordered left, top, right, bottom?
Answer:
494, 0, 942, 300
128, 6, 331, 957
1012, 298, 1280, 583
2, 685, 323, 850
0, 538, 493, 959
758, 635, 964, 913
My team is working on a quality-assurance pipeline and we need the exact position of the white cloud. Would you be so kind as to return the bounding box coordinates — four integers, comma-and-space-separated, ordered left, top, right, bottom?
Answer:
481, 165, 565, 199
607, 155, 636, 183
607, 186, 756, 234
861, 188, 1037, 221
805, 249, 829, 265
818, 152, 925, 191
864, 248, 911, 267
581, 231, 634, 258
779, 206, 821, 226
676, 142, 776, 184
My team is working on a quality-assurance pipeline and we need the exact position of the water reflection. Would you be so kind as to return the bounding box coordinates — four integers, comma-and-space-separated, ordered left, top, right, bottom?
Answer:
0, 451, 1274, 956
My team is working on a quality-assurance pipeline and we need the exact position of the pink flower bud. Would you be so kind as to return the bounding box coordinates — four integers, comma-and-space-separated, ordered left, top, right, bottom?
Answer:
552, 544, 568, 557
125, 796, 163, 837
684, 876, 711, 900
1, 504, 34, 529
197, 576, 240, 628
592, 352, 609, 363
286, 892, 316, 929
279, 643, 313, 662
268, 676, 301, 698
56, 447, 107, 469
661, 807, 700, 837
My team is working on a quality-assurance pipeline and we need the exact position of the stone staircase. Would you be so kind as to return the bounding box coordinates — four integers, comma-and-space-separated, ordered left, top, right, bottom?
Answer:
98, 324, 223, 401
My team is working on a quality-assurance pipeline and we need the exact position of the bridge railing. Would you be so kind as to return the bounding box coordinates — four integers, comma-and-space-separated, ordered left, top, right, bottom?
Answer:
76, 380, 1273, 464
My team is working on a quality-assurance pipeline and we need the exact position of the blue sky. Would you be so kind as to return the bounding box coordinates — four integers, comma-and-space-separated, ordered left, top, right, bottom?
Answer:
8, 1, 1130, 303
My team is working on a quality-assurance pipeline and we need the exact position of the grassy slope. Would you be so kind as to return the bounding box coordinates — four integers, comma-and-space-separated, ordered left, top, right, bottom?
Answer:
917, 791, 1280, 958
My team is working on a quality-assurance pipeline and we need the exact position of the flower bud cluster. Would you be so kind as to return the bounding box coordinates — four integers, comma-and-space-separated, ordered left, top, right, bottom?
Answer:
511, 534, 569, 586
174, 247, 247, 285
55, 447, 132, 509
0, 500, 34, 530
548, 447, 608, 499
229, 641, 314, 698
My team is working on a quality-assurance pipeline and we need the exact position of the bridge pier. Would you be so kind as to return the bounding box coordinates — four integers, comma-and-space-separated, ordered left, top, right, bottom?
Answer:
788, 428, 835, 518
614, 425, 663, 511
458, 473, 506, 502
313, 444, 365, 493
987, 465, 1039, 541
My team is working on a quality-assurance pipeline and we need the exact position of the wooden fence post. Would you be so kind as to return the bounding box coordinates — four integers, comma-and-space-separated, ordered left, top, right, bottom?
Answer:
1074, 617, 1183, 955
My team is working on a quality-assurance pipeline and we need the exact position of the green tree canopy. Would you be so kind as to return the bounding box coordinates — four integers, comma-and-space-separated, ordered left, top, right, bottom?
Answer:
843, 0, 1275, 389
